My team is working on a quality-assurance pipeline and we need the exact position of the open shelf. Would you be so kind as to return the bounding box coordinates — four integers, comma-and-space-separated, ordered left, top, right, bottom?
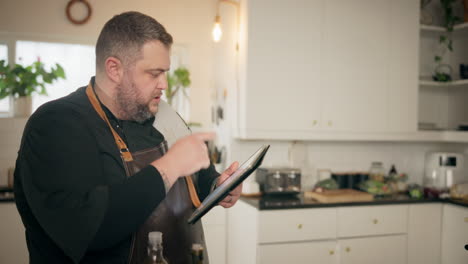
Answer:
236, 129, 468, 143
454, 22, 468, 31
420, 24, 446, 32
419, 79, 468, 87
420, 22, 468, 33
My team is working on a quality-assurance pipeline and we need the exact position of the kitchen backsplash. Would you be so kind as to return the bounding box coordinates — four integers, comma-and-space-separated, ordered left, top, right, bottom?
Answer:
0, 118, 27, 187
229, 139, 468, 191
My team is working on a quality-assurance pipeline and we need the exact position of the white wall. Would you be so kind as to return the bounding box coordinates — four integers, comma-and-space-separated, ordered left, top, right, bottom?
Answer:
0, 118, 27, 186
0, 0, 218, 126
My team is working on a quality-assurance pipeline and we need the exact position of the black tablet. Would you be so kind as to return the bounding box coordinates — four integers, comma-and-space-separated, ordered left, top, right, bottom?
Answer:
188, 145, 270, 224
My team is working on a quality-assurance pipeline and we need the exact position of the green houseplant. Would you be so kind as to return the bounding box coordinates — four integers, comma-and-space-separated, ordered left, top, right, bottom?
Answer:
433, 0, 461, 82
0, 59, 65, 116
166, 67, 191, 106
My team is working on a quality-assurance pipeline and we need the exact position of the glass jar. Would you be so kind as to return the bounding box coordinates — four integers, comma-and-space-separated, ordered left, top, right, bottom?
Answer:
286, 170, 301, 192
266, 171, 284, 192
369, 162, 385, 182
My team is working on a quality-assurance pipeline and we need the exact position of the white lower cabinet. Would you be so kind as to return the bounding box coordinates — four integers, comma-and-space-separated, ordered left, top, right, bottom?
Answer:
407, 204, 442, 264
441, 204, 468, 264
258, 236, 406, 264
258, 241, 338, 264
202, 206, 227, 264
227, 202, 409, 264
339, 235, 406, 264
228, 201, 468, 264
0, 203, 28, 264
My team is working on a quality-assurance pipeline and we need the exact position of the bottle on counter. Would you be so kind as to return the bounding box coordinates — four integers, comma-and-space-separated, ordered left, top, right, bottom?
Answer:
388, 164, 398, 180
144, 231, 169, 264
191, 243, 204, 264
387, 164, 399, 194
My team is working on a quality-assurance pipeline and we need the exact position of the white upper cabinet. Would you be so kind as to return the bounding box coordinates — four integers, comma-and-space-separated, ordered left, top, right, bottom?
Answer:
322, 0, 418, 133
236, 0, 419, 139
238, 0, 323, 135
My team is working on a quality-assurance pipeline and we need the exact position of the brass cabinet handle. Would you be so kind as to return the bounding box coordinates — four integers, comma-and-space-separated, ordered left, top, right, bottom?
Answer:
464, 217, 468, 223
345, 247, 351, 253
327, 121, 333, 127
297, 224, 303, 229
312, 120, 318, 126
373, 219, 379, 224
329, 250, 334, 255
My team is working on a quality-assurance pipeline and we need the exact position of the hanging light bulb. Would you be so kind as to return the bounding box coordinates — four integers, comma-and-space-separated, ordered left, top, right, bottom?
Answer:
212, 15, 222, 42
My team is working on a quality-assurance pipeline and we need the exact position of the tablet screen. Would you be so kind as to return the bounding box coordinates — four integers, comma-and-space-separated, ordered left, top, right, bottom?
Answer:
188, 145, 270, 224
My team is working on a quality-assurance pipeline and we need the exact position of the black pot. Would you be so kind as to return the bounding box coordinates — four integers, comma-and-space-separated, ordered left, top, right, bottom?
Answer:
460, 64, 468, 79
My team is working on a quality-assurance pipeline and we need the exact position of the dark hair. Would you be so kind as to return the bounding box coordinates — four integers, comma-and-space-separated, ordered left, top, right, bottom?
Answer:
95, 11, 173, 71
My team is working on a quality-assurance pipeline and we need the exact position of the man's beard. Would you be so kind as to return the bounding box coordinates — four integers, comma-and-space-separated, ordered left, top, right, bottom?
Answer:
115, 78, 154, 123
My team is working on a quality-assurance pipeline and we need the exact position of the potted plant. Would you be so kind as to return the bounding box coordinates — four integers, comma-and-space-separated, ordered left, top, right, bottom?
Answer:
0, 58, 65, 116
166, 67, 191, 105
433, 0, 461, 82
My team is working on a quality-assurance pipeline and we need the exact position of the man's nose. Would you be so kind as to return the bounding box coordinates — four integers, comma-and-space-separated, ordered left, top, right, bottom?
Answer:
159, 74, 168, 90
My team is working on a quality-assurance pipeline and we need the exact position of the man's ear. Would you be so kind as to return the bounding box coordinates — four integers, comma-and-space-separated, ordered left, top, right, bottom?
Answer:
105, 57, 123, 83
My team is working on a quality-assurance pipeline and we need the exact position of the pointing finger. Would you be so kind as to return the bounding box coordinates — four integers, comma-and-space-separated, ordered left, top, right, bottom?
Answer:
192, 132, 216, 142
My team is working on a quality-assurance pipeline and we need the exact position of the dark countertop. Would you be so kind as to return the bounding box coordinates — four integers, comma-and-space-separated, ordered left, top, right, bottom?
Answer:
0, 187, 14, 203
240, 193, 468, 210
2, 187, 468, 209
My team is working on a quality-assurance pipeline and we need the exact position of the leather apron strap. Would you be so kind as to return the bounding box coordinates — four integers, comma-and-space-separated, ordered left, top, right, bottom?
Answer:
85, 83, 201, 208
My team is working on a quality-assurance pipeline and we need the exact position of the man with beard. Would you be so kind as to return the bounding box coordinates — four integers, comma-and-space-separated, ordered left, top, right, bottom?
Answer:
13, 11, 241, 264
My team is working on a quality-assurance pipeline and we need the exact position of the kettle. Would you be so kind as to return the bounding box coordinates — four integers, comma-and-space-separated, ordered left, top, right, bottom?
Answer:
423, 152, 465, 192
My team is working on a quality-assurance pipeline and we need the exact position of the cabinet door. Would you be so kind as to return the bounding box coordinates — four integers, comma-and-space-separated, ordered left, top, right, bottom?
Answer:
0, 203, 28, 264
387, 0, 418, 132
204, 225, 226, 264
441, 204, 468, 264
258, 241, 338, 264
321, 0, 418, 133
241, 0, 323, 133
203, 206, 227, 264
407, 204, 442, 264
340, 235, 407, 264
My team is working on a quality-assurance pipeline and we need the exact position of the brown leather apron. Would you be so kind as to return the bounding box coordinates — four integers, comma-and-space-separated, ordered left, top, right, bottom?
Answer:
85, 84, 208, 264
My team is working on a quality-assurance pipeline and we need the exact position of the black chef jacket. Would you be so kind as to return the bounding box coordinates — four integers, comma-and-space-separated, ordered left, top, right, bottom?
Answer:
13, 78, 219, 263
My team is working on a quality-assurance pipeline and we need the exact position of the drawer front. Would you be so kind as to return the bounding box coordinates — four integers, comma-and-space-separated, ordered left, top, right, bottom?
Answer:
338, 205, 408, 237
258, 208, 337, 243
339, 235, 407, 264
258, 241, 338, 264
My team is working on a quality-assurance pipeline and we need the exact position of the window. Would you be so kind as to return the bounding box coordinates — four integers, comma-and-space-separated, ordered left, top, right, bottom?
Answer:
165, 45, 191, 122
0, 44, 7, 61
1, 40, 189, 118
0, 44, 8, 112
15, 41, 95, 112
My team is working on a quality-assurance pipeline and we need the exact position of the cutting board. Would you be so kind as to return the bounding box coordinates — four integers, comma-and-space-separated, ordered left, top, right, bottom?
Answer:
304, 189, 373, 203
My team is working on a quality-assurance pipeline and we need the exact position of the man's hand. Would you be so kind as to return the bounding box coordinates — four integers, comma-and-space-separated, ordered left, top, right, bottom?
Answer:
151, 132, 215, 191
218, 161, 242, 208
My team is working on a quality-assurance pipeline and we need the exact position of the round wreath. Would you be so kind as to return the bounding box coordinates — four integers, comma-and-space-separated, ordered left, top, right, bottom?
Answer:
66, 0, 92, 25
